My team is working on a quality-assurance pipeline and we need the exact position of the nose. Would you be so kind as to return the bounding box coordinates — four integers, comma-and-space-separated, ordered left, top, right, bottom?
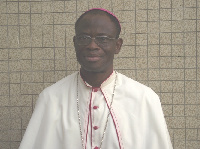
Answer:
87, 38, 99, 49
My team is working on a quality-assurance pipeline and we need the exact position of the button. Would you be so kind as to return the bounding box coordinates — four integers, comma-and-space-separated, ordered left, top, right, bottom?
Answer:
93, 88, 99, 92
93, 126, 99, 130
94, 146, 99, 149
93, 106, 99, 109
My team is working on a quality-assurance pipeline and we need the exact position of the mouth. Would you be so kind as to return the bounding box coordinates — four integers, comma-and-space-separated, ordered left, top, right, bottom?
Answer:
84, 55, 102, 62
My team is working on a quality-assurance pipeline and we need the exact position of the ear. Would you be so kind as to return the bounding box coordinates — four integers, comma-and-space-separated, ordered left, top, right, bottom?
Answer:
115, 38, 123, 54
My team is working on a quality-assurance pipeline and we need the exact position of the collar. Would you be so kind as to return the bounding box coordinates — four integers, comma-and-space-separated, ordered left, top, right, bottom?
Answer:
79, 70, 116, 89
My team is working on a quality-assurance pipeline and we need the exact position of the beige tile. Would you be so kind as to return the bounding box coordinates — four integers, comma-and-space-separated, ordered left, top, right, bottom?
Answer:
21, 107, 32, 119
172, 8, 184, 20
10, 130, 21, 141
21, 48, 32, 60
136, 10, 147, 21
160, 45, 171, 56
173, 93, 184, 104
32, 60, 44, 71
44, 71, 55, 83
185, 32, 196, 44
42, 13, 53, 24
55, 60, 66, 71
173, 117, 186, 128
171, 69, 184, 80
161, 81, 173, 92
184, 0, 196, 7
0, 142, 10, 149
162, 105, 173, 116
43, 60, 54, 71
173, 105, 185, 116
174, 140, 185, 149
88, 0, 100, 9
21, 83, 32, 94
148, 45, 159, 57
148, 10, 159, 21
185, 105, 198, 116
7, 14, 18, 25
160, 33, 171, 45
121, 33, 135, 45
173, 81, 184, 92
43, 25, 53, 47
20, 26, 31, 47
55, 48, 66, 59
186, 141, 200, 149
10, 142, 20, 149
54, 25, 65, 47
114, 58, 135, 69
32, 71, 43, 83
19, 2, 30, 13
172, 57, 184, 68
148, 57, 159, 68
0, 130, 10, 141
55, 71, 66, 81
43, 48, 54, 59
160, 57, 171, 68
0, 96, 9, 106
116, 45, 135, 58
21, 72, 32, 82
185, 93, 198, 104
32, 48, 44, 60
76, 0, 88, 12
136, 34, 147, 45
112, 0, 124, 10
66, 48, 76, 59
148, 81, 160, 92
10, 118, 21, 130
31, 2, 42, 13
42, 1, 52, 13
0, 118, 10, 130
172, 45, 184, 56
31, 26, 42, 47
185, 45, 196, 56
160, 0, 171, 8
160, 69, 172, 80
174, 129, 185, 141
172, 0, 183, 8
136, 57, 147, 69
65, 1, 76, 12
136, 69, 148, 81
136, 0, 147, 9
184, 21, 196, 33
185, 57, 196, 68
148, 22, 159, 33
135, 46, 147, 57
172, 20, 184, 32
148, 0, 159, 9
172, 33, 184, 44
186, 117, 199, 128
0, 61, 8, 72
148, 69, 160, 80
122, 22, 135, 34
10, 95, 32, 106
9, 49, 21, 60
0, 2, 7, 13
123, 0, 135, 10
0, 107, 10, 119
185, 69, 196, 80
160, 21, 171, 32
0, 84, 9, 95
10, 84, 21, 95
117, 69, 136, 80
7, 2, 18, 13
160, 9, 171, 20
8, 26, 19, 48
136, 22, 147, 33
0, 26, 8, 48
31, 14, 42, 25
184, 8, 196, 20
20, 60, 32, 71
160, 93, 173, 104
148, 34, 159, 45
186, 129, 197, 140
22, 118, 30, 130
0, 72, 9, 83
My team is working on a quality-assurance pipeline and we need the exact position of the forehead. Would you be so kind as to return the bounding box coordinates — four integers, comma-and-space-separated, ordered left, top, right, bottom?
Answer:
75, 14, 117, 36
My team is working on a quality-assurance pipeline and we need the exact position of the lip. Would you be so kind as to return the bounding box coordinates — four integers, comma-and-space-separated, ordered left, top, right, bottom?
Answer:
84, 55, 102, 62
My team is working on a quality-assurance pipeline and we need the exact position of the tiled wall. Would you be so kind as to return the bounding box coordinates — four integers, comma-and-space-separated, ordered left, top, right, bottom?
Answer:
0, 0, 199, 148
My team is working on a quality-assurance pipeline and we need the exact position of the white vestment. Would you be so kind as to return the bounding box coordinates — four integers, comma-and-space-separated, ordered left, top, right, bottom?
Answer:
19, 71, 173, 149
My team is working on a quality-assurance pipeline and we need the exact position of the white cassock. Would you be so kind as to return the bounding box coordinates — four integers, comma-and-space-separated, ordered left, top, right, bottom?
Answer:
19, 71, 173, 149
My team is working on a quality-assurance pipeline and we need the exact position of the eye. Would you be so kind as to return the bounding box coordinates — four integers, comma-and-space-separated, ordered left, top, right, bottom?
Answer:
96, 36, 109, 43
77, 35, 90, 41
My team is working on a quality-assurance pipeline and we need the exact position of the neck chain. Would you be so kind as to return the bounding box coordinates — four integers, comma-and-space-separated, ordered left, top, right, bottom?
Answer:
76, 71, 117, 149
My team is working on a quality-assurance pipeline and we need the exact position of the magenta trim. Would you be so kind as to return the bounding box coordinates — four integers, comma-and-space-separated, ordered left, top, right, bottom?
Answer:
100, 88, 122, 149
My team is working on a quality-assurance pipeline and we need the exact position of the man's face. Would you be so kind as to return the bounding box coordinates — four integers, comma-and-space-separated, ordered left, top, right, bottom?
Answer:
74, 14, 122, 73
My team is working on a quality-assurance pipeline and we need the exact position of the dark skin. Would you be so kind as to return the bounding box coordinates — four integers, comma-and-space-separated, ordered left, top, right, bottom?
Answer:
74, 13, 123, 87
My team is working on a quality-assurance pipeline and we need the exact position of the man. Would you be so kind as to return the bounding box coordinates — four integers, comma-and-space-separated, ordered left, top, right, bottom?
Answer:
19, 8, 173, 149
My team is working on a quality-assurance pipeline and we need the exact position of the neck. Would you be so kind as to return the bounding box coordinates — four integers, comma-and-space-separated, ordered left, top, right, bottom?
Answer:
80, 68, 113, 87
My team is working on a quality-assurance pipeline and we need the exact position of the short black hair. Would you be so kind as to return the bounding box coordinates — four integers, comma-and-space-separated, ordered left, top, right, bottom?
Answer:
75, 9, 121, 38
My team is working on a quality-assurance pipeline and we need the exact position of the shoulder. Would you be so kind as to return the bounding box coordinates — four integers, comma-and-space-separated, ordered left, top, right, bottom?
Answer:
39, 72, 78, 99
116, 72, 159, 101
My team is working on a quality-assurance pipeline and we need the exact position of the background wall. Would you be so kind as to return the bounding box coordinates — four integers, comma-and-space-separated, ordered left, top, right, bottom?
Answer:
0, 0, 199, 148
